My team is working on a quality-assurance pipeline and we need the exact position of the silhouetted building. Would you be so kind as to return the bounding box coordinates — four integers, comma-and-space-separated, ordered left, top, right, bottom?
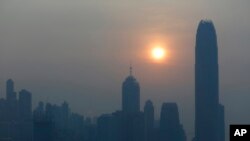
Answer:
97, 114, 121, 141
19, 89, 32, 121
144, 100, 154, 141
121, 67, 145, 141
194, 20, 224, 141
6, 79, 16, 102
160, 103, 186, 141
19, 89, 33, 141
33, 102, 54, 141
5, 79, 18, 121
122, 66, 140, 113
44, 102, 70, 140
120, 112, 145, 141
0, 79, 33, 141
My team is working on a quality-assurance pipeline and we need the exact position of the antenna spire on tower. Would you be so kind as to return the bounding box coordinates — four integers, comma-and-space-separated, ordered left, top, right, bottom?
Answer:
129, 62, 132, 76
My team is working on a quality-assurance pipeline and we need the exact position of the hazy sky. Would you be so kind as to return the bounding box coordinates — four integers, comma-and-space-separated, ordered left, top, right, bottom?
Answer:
1, 0, 250, 140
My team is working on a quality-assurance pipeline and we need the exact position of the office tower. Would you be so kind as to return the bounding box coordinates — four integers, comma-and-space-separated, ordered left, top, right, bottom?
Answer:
122, 66, 140, 113
160, 103, 186, 141
5, 79, 18, 121
61, 101, 70, 128
144, 100, 154, 141
19, 89, 32, 121
6, 79, 16, 101
97, 114, 119, 141
195, 20, 220, 141
19, 89, 33, 141
121, 66, 144, 141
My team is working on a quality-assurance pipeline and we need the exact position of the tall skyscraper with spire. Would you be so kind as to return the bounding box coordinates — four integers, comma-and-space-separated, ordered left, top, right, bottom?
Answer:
122, 66, 140, 113
195, 20, 224, 141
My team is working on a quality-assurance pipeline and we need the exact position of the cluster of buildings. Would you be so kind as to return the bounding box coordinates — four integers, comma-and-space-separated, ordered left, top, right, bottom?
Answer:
0, 79, 32, 141
33, 101, 94, 141
0, 20, 225, 141
96, 67, 187, 141
0, 69, 187, 141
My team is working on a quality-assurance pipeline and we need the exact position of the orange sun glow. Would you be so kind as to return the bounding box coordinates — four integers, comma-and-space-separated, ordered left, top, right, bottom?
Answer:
151, 47, 166, 61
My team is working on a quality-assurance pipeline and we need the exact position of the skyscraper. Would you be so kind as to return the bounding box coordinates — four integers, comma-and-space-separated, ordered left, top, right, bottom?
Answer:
144, 100, 154, 141
19, 89, 33, 141
195, 20, 223, 141
19, 89, 32, 121
0, 79, 33, 141
5, 79, 18, 121
97, 114, 119, 141
6, 79, 16, 102
121, 66, 144, 141
122, 66, 140, 113
160, 103, 186, 141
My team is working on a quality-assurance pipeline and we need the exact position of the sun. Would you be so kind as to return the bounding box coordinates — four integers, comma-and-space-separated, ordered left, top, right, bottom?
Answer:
151, 47, 166, 60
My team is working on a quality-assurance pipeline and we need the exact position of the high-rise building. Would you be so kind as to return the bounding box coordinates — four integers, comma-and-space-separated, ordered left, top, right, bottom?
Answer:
19, 89, 32, 121
144, 100, 154, 141
97, 114, 120, 141
122, 66, 140, 113
5, 79, 18, 121
195, 20, 222, 141
160, 103, 186, 141
19, 89, 33, 141
121, 66, 144, 141
0, 80, 33, 141
6, 79, 16, 102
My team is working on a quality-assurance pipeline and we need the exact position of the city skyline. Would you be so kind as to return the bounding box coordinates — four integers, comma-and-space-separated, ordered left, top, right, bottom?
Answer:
0, 74, 188, 141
